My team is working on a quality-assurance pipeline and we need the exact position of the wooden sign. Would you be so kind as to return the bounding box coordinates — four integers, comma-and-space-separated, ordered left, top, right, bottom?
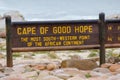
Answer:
6, 13, 120, 67
11, 20, 99, 51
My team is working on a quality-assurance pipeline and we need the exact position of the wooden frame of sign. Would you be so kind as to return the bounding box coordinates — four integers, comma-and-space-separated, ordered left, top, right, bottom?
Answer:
6, 13, 120, 67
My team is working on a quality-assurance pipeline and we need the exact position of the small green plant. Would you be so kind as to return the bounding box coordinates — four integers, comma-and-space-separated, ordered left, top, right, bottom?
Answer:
88, 52, 97, 57
90, 49, 99, 53
35, 51, 48, 54
13, 53, 21, 57
31, 53, 35, 56
85, 73, 92, 78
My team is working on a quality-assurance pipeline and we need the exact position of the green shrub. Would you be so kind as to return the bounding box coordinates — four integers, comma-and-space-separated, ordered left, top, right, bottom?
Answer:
88, 52, 97, 57
85, 73, 92, 78
13, 53, 21, 57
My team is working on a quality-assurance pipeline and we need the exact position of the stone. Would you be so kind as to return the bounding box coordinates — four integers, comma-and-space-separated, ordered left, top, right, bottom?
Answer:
108, 74, 120, 80
92, 68, 111, 73
48, 51, 59, 59
0, 74, 28, 80
61, 59, 98, 70
50, 68, 83, 78
0, 32, 6, 38
109, 64, 120, 72
70, 55, 82, 60
32, 64, 46, 70
63, 68, 82, 76
3, 11, 25, 21
53, 73, 72, 80
115, 68, 120, 73
101, 63, 112, 68
90, 68, 112, 77
46, 63, 59, 71
3, 67, 14, 74
0, 72, 5, 78
90, 71, 104, 77
0, 53, 5, 58
42, 75, 63, 80
37, 70, 50, 79
67, 75, 86, 80
22, 53, 34, 59
22, 71, 38, 78
88, 77, 108, 80
0, 64, 4, 72
0, 11, 24, 29
12, 66, 26, 73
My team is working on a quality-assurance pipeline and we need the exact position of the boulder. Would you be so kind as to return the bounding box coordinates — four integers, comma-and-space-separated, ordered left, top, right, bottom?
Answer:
3, 11, 24, 21
0, 11, 25, 37
101, 63, 113, 68
109, 64, 120, 72
61, 59, 98, 70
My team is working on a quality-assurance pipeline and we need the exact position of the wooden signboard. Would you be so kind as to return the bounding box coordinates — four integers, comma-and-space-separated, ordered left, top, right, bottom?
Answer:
6, 13, 120, 67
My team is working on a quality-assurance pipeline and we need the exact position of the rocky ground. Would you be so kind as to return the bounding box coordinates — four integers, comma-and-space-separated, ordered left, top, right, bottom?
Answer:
0, 37, 120, 80
0, 11, 120, 80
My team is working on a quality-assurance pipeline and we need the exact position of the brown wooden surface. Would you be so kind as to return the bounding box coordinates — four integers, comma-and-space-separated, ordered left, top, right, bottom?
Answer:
6, 16, 13, 67
10, 19, 120, 52
11, 44, 120, 52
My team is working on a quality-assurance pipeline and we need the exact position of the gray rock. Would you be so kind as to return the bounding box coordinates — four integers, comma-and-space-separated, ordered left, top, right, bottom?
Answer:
4, 67, 14, 74
0, 72, 5, 78
107, 74, 120, 80
51, 68, 81, 77
37, 70, 50, 79
92, 68, 111, 73
67, 75, 86, 80
0, 11, 25, 30
90, 68, 112, 77
53, 73, 72, 80
3, 11, 24, 21
42, 75, 63, 80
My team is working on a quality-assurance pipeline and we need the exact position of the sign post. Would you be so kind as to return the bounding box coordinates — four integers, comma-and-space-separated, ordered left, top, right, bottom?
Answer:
6, 16, 13, 67
5, 13, 120, 67
99, 13, 106, 65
